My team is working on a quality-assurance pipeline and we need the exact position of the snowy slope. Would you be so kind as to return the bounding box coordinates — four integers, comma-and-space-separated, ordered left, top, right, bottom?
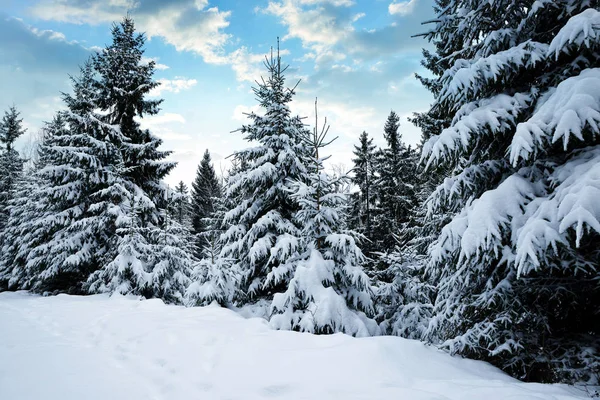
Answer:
0, 292, 587, 400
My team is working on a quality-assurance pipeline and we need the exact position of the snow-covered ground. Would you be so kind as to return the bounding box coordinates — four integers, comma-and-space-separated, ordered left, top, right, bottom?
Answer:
0, 292, 588, 400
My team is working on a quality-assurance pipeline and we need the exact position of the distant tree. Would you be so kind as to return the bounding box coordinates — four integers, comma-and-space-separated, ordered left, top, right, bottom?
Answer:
190, 150, 221, 256
373, 111, 420, 252
350, 131, 378, 242
0, 106, 26, 234
170, 181, 192, 227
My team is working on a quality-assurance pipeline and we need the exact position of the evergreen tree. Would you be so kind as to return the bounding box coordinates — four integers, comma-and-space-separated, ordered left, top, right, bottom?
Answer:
86, 16, 189, 300
270, 102, 378, 336
420, 0, 600, 383
0, 106, 26, 235
186, 194, 237, 306
219, 45, 311, 301
190, 150, 221, 256
0, 63, 126, 292
350, 131, 378, 243
88, 197, 192, 304
171, 181, 192, 227
0, 113, 68, 290
373, 111, 420, 251
92, 15, 174, 224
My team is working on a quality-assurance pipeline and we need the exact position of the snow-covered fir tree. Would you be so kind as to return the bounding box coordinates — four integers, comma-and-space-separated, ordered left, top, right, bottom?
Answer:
190, 149, 221, 256
0, 17, 191, 301
86, 16, 191, 301
170, 181, 192, 227
186, 192, 237, 307
88, 196, 192, 304
270, 101, 378, 337
0, 62, 127, 292
350, 131, 378, 244
92, 15, 174, 224
0, 106, 26, 235
0, 113, 70, 290
420, 0, 600, 383
374, 111, 419, 251
219, 45, 311, 301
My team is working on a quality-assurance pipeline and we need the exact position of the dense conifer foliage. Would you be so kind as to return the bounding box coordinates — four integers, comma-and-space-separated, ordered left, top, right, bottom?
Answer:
419, 0, 600, 383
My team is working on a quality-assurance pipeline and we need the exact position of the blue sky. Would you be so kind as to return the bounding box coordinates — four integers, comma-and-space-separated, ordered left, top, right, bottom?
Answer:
0, 0, 434, 186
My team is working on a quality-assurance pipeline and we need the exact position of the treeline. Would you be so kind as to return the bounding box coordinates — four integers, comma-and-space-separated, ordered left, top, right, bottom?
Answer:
1, 0, 599, 387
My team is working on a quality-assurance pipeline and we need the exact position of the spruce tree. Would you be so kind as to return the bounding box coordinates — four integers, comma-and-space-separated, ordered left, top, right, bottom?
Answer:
190, 149, 221, 256
350, 131, 378, 244
1, 61, 131, 292
186, 193, 238, 306
270, 101, 378, 336
373, 111, 420, 251
92, 15, 174, 223
420, 0, 600, 383
86, 16, 189, 301
0, 113, 69, 290
220, 45, 311, 301
0, 106, 26, 235
171, 181, 192, 227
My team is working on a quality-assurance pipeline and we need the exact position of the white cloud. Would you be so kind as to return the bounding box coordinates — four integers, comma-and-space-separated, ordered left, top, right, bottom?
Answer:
149, 78, 198, 97
138, 113, 192, 141
260, 0, 354, 61
352, 12, 366, 22
389, 0, 419, 16
31, 0, 232, 64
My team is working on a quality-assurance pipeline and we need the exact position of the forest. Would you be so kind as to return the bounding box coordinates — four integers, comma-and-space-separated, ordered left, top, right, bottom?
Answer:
0, 0, 598, 388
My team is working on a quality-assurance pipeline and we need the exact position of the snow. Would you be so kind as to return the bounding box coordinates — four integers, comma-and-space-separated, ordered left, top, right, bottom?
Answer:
548, 8, 600, 60
510, 68, 600, 164
0, 292, 588, 400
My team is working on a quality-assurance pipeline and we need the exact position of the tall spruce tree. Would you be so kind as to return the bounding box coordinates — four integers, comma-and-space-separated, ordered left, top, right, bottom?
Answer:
270, 101, 378, 336
350, 131, 378, 244
0, 113, 69, 290
86, 16, 189, 301
374, 111, 420, 251
0, 106, 26, 235
92, 15, 173, 224
171, 181, 192, 227
0, 62, 125, 292
420, 0, 600, 383
220, 45, 311, 301
190, 150, 221, 256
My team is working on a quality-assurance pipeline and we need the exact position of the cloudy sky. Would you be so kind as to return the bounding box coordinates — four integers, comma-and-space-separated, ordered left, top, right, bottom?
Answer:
1, 0, 434, 186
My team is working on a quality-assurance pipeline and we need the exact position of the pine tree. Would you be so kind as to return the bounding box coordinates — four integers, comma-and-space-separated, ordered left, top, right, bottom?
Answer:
219, 44, 311, 301
190, 149, 221, 256
350, 131, 378, 244
0, 106, 26, 235
420, 0, 600, 383
270, 101, 378, 336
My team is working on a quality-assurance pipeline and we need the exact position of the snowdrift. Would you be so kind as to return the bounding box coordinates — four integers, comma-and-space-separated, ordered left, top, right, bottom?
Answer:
0, 292, 588, 400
